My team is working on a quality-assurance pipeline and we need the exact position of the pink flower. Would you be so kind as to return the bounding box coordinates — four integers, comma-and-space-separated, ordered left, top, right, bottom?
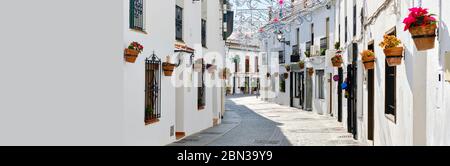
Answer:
279, 0, 284, 5
273, 17, 279, 23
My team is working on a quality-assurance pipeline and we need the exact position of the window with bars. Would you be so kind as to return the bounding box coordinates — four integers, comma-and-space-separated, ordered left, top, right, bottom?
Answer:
316, 70, 324, 99
176, 5, 183, 41
197, 59, 206, 110
130, 0, 145, 31
144, 54, 161, 124
345, 17, 348, 42
201, 19, 207, 47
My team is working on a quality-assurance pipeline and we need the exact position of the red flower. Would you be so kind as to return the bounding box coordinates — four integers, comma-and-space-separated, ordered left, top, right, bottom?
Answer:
403, 7, 437, 31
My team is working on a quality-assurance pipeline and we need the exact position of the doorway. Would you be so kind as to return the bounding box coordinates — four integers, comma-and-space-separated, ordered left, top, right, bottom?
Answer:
329, 73, 333, 115
367, 41, 375, 142
290, 72, 294, 107
347, 43, 358, 139
338, 68, 343, 122
299, 72, 305, 109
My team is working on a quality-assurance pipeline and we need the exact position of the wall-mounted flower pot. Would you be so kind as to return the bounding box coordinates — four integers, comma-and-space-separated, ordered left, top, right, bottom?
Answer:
162, 63, 176, 76
283, 73, 289, 79
307, 68, 314, 76
273, 72, 279, 77
409, 24, 437, 51
383, 47, 404, 66
298, 63, 305, 69
266, 73, 271, 78
332, 61, 342, 67
361, 51, 376, 70
219, 68, 231, 80
362, 59, 375, 70
285, 66, 291, 72
124, 49, 139, 63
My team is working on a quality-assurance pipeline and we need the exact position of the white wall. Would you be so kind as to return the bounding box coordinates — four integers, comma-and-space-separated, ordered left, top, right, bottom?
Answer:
123, 0, 177, 146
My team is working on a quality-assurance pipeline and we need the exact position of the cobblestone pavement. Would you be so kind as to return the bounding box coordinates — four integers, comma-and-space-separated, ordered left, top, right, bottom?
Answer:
171, 95, 361, 146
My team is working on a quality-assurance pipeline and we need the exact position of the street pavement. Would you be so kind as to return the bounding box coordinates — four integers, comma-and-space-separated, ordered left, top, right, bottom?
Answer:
169, 95, 361, 146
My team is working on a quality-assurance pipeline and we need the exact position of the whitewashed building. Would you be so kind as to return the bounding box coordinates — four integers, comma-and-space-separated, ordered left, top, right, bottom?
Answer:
124, 0, 232, 145
225, 40, 261, 95
259, 0, 450, 146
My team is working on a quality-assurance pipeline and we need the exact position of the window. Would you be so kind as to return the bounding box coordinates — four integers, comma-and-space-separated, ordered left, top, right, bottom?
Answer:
255, 56, 259, 73
197, 59, 206, 110
280, 76, 286, 93
320, 37, 328, 56
130, 0, 145, 31
176, 5, 183, 41
345, 17, 348, 42
326, 17, 330, 48
279, 51, 285, 64
145, 54, 161, 124
316, 70, 324, 99
385, 29, 397, 121
201, 19, 207, 47
305, 41, 312, 57
245, 56, 250, 73
201, 0, 207, 47
338, 24, 341, 44
296, 28, 300, 45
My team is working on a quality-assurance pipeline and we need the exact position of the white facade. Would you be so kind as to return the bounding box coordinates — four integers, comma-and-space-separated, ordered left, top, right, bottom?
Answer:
259, 0, 450, 146
225, 41, 260, 95
124, 0, 227, 145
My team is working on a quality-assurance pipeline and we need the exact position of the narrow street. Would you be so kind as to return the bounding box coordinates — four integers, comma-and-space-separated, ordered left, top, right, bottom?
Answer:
171, 95, 361, 146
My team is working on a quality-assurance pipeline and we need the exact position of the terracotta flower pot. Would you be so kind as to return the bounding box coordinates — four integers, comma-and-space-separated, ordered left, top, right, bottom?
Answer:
308, 68, 314, 76
383, 47, 404, 66
362, 55, 376, 70
285, 66, 291, 72
299, 63, 305, 69
283, 73, 289, 79
162, 63, 176, 76
124, 49, 140, 63
332, 61, 342, 67
409, 24, 437, 51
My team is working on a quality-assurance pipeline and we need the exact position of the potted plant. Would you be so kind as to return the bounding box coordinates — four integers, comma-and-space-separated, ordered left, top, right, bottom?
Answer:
331, 54, 343, 67
219, 68, 231, 80
298, 60, 305, 69
307, 68, 314, 76
285, 64, 291, 72
266, 72, 271, 78
403, 7, 438, 51
162, 56, 176, 76
361, 50, 376, 70
334, 42, 340, 50
283, 73, 289, 79
124, 42, 144, 63
379, 35, 403, 66
320, 48, 327, 56
304, 51, 311, 58
145, 107, 154, 123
